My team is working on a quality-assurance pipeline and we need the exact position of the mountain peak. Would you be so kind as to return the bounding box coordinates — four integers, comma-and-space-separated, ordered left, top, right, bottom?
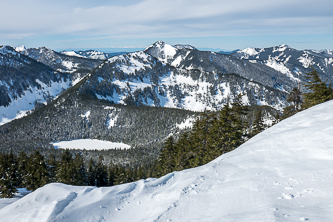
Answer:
279, 44, 290, 48
154, 40, 166, 46
173, 44, 197, 50
144, 41, 177, 64
15, 45, 26, 52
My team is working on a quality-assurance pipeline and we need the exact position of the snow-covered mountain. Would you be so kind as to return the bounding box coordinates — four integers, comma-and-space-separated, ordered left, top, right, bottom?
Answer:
1, 41, 302, 126
0, 45, 73, 125
60, 50, 120, 60
2, 41, 332, 126
0, 46, 102, 125
81, 41, 291, 112
19, 47, 101, 74
231, 44, 333, 84
1, 99, 333, 221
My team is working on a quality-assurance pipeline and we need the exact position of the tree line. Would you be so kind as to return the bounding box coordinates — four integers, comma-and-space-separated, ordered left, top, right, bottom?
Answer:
1, 94, 268, 198
0, 150, 154, 198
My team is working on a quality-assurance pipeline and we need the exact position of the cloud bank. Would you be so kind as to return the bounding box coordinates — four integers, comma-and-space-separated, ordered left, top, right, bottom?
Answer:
1, 0, 333, 40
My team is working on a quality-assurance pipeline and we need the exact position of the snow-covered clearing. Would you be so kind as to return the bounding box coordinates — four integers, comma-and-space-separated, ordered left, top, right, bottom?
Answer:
2, 100, 333, 221
51, 139, 130, 150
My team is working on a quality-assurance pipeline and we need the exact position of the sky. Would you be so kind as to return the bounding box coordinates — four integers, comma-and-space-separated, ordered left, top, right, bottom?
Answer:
1, 0, 332, 52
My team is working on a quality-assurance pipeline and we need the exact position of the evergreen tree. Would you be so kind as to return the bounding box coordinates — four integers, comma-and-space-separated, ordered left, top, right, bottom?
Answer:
230, 94, 249, 145
0, 152, 18, 198
108, 165, 115, 186
73, 154, 87, 185
191, 113, 211, 165
26, 151, 49, 191
208, 102, 240, 158
251, 110, 265, 137
113, 166, 125, 185
57, 149, 74, 184
283, 87, 302, 118
17, 152, 28, 188
87, 158, 96, 186
47, 153, 58, 183
155, 136, 174, 177
95, 155, 108, 187
170, 142, 182, 171
302, 68, 333, 109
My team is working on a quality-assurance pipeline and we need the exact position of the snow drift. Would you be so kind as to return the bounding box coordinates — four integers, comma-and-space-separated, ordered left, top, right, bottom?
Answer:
1, 101, 333, 221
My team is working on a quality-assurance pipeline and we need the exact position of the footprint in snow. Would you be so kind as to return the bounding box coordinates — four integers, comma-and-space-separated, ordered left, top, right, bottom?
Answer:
282, 193, 294, 199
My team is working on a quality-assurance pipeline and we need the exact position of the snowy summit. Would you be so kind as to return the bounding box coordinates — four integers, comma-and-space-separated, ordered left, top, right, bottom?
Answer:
1, 100, 333, 221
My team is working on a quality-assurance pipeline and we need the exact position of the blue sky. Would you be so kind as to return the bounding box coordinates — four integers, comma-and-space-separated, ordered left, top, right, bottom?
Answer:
1, 0, 332, 51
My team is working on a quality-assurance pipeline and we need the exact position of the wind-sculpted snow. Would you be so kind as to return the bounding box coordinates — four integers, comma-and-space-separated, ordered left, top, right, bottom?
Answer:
2, 100, 333, 221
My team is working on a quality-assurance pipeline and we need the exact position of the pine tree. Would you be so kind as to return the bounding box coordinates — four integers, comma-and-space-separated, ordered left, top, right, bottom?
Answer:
17, 152, 28, 188
113, 166, 125, 185
302, 68, 333, 109
283, 87, 303, 118
208, 102, 240, 158
191, 113, 212, 165
272, 113, 281, 125
26, 151, 49, 191
57, 149, 74, 184
0, 152, 18, 198
251, 110, 265, 137
73, 154, 87, 185
230, 94, 249, 145
47, 153, 58, 183
87, 158, 96, 186
95, 155, 108, 187
156, 136, 174, 177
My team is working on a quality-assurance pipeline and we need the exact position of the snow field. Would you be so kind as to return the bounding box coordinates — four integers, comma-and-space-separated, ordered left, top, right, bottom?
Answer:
51, 139, 131, 150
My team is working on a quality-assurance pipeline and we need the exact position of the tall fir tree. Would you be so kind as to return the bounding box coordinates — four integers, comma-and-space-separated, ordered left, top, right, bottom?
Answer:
26, 151, 49, 191
156, 136, 174, 177
208, 102, 239, 158
87, 158, 96, 186
47, 153, 58, 183
73, 154, 87, 185
95, 155, 108, 187
57, 149, 75, 185
283, 87, 302, 118
250, 110, 265, 137
16, 152, 28, 188
0, 152, 18, 198
302, 68, 333, 109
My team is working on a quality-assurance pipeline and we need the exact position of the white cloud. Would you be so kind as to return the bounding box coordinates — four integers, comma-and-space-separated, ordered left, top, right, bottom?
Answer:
1, 0, 333, 40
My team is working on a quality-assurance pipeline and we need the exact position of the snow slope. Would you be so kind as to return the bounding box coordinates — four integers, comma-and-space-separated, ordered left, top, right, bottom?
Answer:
1, 101, 333, 221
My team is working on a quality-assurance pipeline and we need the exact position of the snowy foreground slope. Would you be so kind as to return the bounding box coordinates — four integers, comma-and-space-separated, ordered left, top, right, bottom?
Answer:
1, 101, 333, 222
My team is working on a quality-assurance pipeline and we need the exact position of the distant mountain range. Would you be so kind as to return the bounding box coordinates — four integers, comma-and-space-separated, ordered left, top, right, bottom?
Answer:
1, 41, 333, 126
230, 44, 333, 84
0, 41, 332, 156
